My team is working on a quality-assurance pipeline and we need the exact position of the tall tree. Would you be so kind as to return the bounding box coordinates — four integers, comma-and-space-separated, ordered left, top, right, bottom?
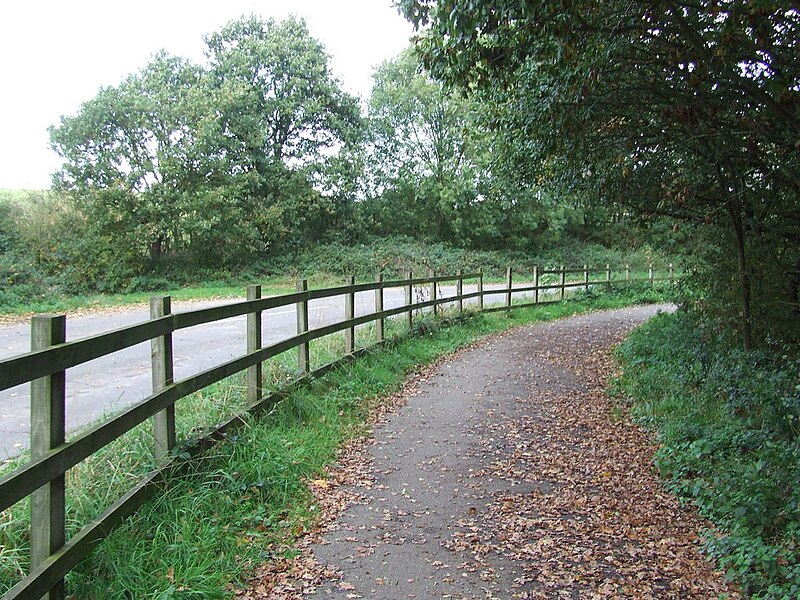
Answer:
50, 16, 363, 273
364, 49, 474, 241
363, 49, 550, 248
204, 15, 362, 249
398, 0, 800, 347
50, 52, 210, 263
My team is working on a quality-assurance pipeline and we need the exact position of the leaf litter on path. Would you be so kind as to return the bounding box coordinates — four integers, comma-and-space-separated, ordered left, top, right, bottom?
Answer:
237, 306, 738, 599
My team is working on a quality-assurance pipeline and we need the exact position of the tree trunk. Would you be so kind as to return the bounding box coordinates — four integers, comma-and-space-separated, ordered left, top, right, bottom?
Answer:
149, 236, 163, 261
726, 201, 753, 351
788, 262, 800, 315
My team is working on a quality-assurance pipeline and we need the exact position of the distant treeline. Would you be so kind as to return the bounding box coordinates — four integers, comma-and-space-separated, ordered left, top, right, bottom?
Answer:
0, 16, 662, 293
1, 10, 798, 348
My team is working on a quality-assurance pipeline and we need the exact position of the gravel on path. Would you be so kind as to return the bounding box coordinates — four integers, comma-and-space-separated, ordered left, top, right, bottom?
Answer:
238, 305, 738, 599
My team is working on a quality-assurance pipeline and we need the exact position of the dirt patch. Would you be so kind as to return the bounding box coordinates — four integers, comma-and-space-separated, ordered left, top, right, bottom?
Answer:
238, 305, 738, 599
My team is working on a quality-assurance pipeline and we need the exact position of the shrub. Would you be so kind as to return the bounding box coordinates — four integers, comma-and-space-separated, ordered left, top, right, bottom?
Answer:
615, 311, 800, 597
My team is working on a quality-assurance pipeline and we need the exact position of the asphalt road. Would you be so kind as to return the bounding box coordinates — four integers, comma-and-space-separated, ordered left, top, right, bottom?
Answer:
0, 283, 523, 458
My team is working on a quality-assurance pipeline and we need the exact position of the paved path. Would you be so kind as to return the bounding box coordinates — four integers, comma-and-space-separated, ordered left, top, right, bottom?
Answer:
242, 305, 738, 599
0, 283, 526, 458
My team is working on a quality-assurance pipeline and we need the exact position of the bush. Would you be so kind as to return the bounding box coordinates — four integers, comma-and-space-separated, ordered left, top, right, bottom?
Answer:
1, 225, 676, 312
615, 311, 800, 597
0, 251, 53, 310
255, 236, 670, 281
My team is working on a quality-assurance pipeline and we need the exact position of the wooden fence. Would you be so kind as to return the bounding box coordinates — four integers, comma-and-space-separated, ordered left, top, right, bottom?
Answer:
0, 263, 673, 599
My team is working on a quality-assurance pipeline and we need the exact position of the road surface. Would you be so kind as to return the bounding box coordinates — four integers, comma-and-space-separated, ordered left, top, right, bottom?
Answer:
237, 304, 735, 600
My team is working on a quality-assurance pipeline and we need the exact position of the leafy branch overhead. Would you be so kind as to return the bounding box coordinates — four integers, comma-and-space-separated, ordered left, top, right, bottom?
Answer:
397, 0, 800, 349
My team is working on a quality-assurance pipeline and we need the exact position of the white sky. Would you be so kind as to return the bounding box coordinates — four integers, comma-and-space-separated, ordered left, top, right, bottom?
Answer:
0, 1, 414, 190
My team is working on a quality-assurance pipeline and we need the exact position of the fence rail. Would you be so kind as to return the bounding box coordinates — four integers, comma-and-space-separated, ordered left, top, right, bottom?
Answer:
0, 263, 674, 599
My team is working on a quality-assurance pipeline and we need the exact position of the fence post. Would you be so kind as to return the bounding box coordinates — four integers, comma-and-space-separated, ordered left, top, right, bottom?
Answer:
456, 269, 463, 313
606, 264, 612, 290
150, 296, 175, 461
669, 263, 674, 285
506, 267, 513, 308
649, 263, 654, 285
478, 270, 484, 311
405, 270, 413, 329
533, 266, 539, 304
584, 264, 589, 292
247, 285, 262, 405
431, 269, 438, 317
345, 275, 355, 353
296, 279, 309, 374
30, 315, 66, 600
559, 266, 566, 301
626, 264, 631, 282
375, 273, 384, 342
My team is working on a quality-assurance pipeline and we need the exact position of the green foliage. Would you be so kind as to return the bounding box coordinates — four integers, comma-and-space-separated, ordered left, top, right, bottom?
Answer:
682, 221, 800, 346
50, 52, 212, 263
615, 311, 800, 597
0, 190, 141, 308
0, 232, 672, 316
9, 190, 145, 294
363, 49, 479, 243
256, 236, 667, 282
398, 0, 800, 348
361, 48, 573, 250
48, 16, 362, 272
0, 253, 50, 309
0, 196, 18, 254
204, 15, 362, 251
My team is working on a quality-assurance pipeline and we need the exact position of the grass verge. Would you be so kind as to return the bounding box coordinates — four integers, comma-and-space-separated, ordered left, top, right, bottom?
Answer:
1, 232, 674, 320
0, 285, 673, 598
613, 310, 800, 598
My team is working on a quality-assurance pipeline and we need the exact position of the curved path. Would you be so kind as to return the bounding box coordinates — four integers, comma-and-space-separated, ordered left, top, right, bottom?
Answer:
241, 305, 738, 599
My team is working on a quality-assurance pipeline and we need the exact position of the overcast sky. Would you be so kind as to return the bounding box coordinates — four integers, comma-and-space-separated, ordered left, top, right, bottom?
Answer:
0, 1, 414, 190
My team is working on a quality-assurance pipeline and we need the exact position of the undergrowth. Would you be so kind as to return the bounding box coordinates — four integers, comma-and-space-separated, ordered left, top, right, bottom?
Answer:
0, 237, 672, 317
614, 310, 800, 598
0, 285, 672, 597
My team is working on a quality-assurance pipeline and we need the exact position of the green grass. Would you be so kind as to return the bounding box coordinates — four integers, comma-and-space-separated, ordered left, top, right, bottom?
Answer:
0, 286, 673, 597
0, 279, 300, 321
613, 311, 800, 598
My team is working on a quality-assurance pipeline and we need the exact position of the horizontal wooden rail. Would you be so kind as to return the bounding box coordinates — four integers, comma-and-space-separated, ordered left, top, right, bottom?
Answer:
0, 263, 675, 599
540, 267, 593, 275
0, 318, 171, 392
0, 273, 483, 393
0, 291, 482, 512
2, 345, 380, 600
